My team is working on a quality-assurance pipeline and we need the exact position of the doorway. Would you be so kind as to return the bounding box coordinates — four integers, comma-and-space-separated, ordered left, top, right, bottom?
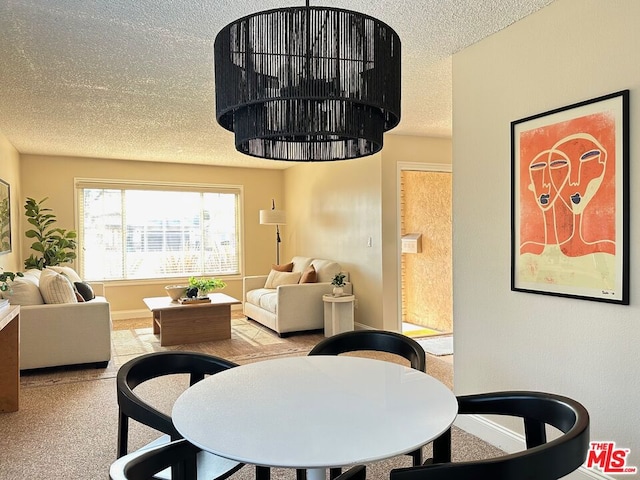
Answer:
399, 165, 452, 337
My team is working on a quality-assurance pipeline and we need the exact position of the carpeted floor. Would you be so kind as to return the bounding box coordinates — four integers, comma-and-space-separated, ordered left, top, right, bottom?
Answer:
0, 314, 499, 478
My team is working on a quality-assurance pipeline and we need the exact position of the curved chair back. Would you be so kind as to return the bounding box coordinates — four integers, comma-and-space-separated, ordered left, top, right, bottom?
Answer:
308, 330, 426, 372
110, 439, 201, 480
117, 351, 239, 457
390, 391, 590, 480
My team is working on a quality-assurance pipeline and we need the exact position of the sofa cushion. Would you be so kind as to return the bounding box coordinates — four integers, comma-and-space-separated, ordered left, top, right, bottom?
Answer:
246, 288, 278, 314
74, 281, 95, 301
264, 270, 301, 289
3, 275, 44, 305
299, 264, 317, 284
39, 268, 78, 304
271, 262, 294, 272
311, 259, 342, 283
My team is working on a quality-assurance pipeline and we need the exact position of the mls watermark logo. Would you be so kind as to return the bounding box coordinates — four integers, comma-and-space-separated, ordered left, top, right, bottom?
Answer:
586, 442, 637, 474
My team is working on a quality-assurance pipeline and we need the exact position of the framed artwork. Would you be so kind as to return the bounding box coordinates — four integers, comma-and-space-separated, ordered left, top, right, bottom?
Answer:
511, 90, 629, 304
0, 178, 10, 254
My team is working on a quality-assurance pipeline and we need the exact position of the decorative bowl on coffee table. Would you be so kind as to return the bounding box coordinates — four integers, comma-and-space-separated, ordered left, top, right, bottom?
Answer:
165, 285, 188, 302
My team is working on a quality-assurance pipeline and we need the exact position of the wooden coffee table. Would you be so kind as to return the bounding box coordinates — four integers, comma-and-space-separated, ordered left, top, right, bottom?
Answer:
143, 293, 240, 346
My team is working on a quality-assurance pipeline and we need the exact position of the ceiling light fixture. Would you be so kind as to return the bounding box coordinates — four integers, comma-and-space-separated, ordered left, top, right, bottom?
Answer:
214, 1, 401, 162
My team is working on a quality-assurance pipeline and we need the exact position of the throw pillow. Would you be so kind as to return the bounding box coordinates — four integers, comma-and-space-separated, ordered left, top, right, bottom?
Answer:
271, 262, 294, 272
299, 264, 317, 284
74, 281, 95, 301
75, 291, 86, 302
3, 276, 45, 305
39, 268, 78, 304
48, 266, 83, 283
264, 270, 302, 289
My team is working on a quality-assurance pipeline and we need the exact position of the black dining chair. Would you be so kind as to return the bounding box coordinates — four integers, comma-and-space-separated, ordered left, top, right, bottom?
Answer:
110, 439, 202, 480
116, 351, 245, 480
307, 330, 427, 479
335, 390, 590, 480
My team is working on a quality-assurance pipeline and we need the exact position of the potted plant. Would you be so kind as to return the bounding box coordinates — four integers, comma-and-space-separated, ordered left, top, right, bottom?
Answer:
188, 276, 227, 298
0, 268, 23, 294
331, 272, 346, 296
23, 197, 77, 270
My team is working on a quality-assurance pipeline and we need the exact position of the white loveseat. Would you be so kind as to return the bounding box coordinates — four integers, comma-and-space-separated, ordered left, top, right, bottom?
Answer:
243, 256, 351, 336
1, 267, 112, 370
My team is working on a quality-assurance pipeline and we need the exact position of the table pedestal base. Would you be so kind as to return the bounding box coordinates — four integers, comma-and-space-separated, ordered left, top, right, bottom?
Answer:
306, 468, 326, 480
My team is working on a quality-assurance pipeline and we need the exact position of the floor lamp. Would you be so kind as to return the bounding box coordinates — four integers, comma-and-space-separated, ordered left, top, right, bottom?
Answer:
260, 200, 286, 265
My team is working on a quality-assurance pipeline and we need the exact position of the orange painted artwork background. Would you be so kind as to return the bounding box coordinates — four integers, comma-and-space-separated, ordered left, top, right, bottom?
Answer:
519, 111, 616, 257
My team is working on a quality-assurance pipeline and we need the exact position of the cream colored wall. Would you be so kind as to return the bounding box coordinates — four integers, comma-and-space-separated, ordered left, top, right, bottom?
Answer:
18, 154, 284, 315
453, 0, 640, 467
283, 156, 384, 328
0, 131, 22, 273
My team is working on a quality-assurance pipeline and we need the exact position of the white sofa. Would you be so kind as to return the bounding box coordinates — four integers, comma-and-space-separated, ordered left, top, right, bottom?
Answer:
1, 267, 112, 370
243, 256, 351, 336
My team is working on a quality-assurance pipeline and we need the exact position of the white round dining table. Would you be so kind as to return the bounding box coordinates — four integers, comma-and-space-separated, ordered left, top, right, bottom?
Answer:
172, 355, 457, 480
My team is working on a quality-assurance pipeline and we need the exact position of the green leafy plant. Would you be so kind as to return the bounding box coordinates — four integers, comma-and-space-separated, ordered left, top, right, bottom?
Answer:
0, 269, 24, 293
188, 276, 227, 295
331, 272, 346, 287
23, 197, 78, 270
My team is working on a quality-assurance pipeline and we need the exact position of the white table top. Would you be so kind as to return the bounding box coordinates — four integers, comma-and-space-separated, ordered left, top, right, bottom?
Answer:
172, 355, 457, 470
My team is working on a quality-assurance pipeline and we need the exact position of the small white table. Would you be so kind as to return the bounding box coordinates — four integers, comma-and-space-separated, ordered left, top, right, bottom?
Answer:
172, 356, 457, 480
323, 294, 355, 337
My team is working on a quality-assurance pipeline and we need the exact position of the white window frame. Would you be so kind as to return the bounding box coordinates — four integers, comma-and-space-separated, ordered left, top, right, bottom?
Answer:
74, 178, 244, 282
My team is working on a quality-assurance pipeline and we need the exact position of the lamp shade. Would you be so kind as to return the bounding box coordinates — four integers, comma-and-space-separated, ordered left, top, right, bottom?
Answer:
214, 5, 401, 161
260, 209, 286, 225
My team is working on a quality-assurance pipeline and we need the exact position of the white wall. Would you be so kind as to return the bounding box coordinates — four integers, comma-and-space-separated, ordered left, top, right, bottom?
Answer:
453, 0, 640, 473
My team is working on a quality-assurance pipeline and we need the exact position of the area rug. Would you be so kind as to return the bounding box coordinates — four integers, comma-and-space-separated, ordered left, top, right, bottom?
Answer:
20, 315, 324, 388
417, 335, 453, 356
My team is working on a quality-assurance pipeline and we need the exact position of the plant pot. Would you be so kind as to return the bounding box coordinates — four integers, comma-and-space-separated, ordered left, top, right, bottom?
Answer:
333, 286, 344, 296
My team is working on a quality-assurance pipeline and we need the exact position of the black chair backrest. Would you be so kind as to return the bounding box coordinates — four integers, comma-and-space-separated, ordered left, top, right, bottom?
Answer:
390, 391, 590, 480
308, 330, 426, 372
116, 351, 238, 457
110, 439, 201, 480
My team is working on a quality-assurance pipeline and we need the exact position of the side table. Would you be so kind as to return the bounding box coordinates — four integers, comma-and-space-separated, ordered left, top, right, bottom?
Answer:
322, 294, 355, 337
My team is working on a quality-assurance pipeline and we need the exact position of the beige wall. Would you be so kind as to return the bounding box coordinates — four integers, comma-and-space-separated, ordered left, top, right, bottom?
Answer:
0, 131, 22, 273
284, 155, 384, 328
283, 135, 452, 330
453, 0, 640, 467
18, 154, 284, 315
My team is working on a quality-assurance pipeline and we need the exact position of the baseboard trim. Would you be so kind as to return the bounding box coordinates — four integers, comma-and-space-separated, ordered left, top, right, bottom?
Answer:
455, 415, 613, 480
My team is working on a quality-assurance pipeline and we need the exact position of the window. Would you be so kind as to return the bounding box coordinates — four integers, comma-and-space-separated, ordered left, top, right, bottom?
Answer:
75, 179, 242, 281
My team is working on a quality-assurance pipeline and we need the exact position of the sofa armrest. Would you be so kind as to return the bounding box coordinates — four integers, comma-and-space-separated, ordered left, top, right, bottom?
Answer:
89, 282, 105, 296
19, 297, 112, 370
274, 282, 353, 332
243, 275, 268, 298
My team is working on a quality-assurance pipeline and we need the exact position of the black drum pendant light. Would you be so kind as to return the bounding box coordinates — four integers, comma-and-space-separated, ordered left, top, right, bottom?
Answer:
214, 1, 401, 161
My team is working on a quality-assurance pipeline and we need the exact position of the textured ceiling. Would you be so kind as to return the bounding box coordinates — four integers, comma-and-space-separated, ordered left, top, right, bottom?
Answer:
0, 0, 555, 170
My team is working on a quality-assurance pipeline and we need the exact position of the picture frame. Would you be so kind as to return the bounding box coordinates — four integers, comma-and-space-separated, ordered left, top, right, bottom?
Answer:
511, 90, 629, 304
0, 178, 11, 254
